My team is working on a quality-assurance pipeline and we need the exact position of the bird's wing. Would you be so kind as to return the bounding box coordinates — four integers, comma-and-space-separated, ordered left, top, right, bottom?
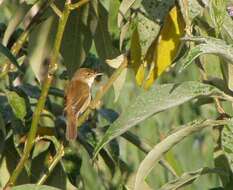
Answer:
65, 80, 91, 115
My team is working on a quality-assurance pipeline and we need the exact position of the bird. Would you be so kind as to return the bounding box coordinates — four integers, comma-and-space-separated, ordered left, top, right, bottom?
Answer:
64, 68, 102, 140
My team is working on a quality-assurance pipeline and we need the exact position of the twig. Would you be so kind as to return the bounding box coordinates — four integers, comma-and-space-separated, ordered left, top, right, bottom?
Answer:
77, 57, 128, 127
37, 143, 64, 185
50, 2, 62, 17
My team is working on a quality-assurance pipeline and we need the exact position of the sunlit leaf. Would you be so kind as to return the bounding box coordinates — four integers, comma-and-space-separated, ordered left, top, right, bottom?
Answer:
144, 4, 185, 89
180, 36, 233, 72
159, 167, 226, 190
12, 184, 62, 190
93, 81, 225, 158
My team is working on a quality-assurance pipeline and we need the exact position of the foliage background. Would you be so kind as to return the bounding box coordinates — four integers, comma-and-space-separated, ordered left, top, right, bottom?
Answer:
0, 0, 233, 190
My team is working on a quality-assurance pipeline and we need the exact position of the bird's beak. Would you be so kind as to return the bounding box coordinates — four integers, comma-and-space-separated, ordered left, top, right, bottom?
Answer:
95, 73, 103, 76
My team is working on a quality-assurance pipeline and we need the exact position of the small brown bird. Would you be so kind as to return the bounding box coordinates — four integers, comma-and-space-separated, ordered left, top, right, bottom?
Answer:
65, 68, 102, 140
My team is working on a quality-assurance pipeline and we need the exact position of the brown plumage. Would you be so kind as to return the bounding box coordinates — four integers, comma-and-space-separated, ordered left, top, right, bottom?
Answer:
65, 68, 100, 140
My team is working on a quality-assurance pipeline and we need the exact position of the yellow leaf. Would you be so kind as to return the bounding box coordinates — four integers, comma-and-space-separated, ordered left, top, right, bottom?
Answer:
130, 27, 145, 86
144, 4, 185, 89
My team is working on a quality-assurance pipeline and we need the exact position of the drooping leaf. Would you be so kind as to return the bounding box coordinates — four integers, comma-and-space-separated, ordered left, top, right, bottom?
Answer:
106, 54, 128, 102
130, 27, 144, 85
134, 119, 232, 190
143, 4, 185, 89
6, 91, 26, 121
180, 36, 233, 72
62, 3, 93, 78
222, 123, 233, 172
93, 81, 226, 158
0, 43, 22, 72
12, 184, 62, 190
159, 167, 226, 190
113, 67, 127, 102
137, 0, 176, 56
32, 139, 50, 159
28, 17, 53, 82
117, 0, 136, 27
2, 3, 29, 46
94, 3, 118, 61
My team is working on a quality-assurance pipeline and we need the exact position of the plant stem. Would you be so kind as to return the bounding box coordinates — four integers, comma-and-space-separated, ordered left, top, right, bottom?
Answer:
3, 1, 72, 188
77, 57, 128, 127
37, 143, 64, 185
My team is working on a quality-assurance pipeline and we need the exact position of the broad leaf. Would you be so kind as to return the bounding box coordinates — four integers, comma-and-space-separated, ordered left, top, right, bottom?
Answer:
12, 184, 62, 190
94, 81, 225, 157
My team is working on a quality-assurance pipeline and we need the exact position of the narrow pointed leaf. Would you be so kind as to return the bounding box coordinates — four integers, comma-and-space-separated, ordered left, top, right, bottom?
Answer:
180, 36, 233, 72
0, 43, 22, 72
159, 167, 225, 190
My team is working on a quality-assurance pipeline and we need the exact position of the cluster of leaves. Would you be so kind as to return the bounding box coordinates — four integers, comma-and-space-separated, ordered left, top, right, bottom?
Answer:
1, 0, 233, 190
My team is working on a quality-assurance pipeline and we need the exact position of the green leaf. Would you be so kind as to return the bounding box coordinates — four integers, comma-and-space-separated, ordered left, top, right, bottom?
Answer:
179, 0, 203, 20
93, 81, 225, 158
0, 112, 6, 137
222, 123, 233, 172
12, 184, 62, 190
32, 140, 50, 159
28, 17, 53, 82
159, 167, 225, 190
6, 91, 26, 121
94, 3, 118, 61
117, 0, 136, 27
2, 4, 29, 46
113, 67, 127, 102
135, 0, 175, 56
134, 119, 232, 190
61, 4, 93, 78
0, 43, 22, 72
180, 36, 233, 72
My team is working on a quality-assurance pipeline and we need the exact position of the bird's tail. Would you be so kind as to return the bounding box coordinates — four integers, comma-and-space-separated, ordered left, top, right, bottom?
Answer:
66, 110, 77, 140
